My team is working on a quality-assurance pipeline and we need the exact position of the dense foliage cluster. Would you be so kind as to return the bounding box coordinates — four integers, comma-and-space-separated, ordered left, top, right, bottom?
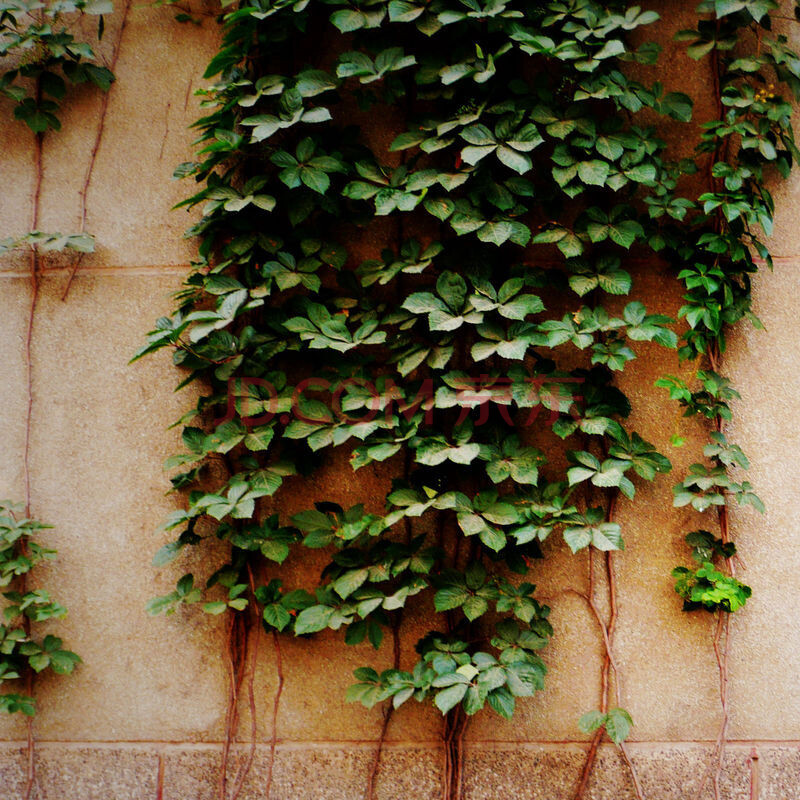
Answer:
138, 0, 800, 759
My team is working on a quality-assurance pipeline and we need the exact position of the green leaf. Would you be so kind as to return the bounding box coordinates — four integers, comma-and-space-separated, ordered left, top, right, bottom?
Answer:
592, 523, 624, 551
301, 168, 330, 194
330, 9, 370, 31
434, 586, 470, 612
487, 687, 515, 719
333, 568, 369, 599
263, 603, 292, 631
434, 682, 468, 714
578, 709, 606, 735
295, 604, 335, 634
563, 526, 592, 553
605, 708, 633, 745
577, 161, 610, 186
152, 540, 184, 567
462, 595, 488, 621
496, 146, 532, 174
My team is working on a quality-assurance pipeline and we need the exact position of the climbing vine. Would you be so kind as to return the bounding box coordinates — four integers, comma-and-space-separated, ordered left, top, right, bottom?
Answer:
0, 0, 114, 254
1, 0, 117, 796
659, 4, 800, 796
137, 0, 800, 797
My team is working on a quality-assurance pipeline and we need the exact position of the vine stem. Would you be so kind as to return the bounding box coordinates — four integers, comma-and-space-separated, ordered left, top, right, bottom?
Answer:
607, 551, 644, 800
688, 16, 737, 794
442, 707, 468, 800
572, 546, 610, 800
711, 346, 734, 800
363, 395, 410, 800
262, 629, 284, 800
219, 613, 237, 800
21, 114, 44, 800
226, 566, 261, 800
574, 491, 643, 800
687, 259, 735, 800
23, 134, 44, 520
226, 623, 259, 800
363, 616, 401, 800
62, 0, 132, 301
22, 670, 35, 800
219, 611, 248, 800
439, 505, 470, 800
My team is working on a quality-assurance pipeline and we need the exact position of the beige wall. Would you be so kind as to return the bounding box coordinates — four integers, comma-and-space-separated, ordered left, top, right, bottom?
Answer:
2, 2, 800, 798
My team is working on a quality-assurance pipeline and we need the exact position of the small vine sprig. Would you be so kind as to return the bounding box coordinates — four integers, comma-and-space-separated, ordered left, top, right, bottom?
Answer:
0, 500, 80, 716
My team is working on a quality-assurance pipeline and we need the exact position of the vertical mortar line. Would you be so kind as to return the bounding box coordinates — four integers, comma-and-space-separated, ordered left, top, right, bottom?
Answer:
62, 0, 133, 301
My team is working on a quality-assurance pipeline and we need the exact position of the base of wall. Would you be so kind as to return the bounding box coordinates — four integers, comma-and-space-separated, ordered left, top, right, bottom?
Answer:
0, 740, 796, 799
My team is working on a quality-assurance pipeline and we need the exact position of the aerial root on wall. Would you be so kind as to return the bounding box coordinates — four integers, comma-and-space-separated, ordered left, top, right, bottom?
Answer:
62, 0, 132, 301
363, 615, 402, 800
574, 491, 643, 800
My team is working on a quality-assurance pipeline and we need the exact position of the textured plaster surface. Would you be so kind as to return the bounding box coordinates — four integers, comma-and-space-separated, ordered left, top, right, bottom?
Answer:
0, 0, 799, 798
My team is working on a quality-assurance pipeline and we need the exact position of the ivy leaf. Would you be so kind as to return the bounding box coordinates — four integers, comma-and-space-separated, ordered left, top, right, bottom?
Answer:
337, 48, 416, 83
434, 585, 469, 612
623, 302, 677, 347
568, 257, 631, 297
577, 160, 610, 186
578, 709, 606, 735
564, 508, 624, 553
608, 432, 671, 480
533, 226, 584, 257
563, 526, 592, 553
496, 146, 531, 174
295, 604, 335, 634
333, 568, 370, 599
605, 707, 633, 744
434, 682, 468, 714
482, 436, 544, 485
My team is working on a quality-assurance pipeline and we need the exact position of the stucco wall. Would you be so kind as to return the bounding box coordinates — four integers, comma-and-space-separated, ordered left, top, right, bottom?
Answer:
2, 2, 800, 798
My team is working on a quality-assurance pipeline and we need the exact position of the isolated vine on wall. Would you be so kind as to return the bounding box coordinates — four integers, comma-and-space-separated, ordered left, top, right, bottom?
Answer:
0, 501, 80, 717
0, 1, 118, 797
657, 4, 800, 795
137, 1, 800, 798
